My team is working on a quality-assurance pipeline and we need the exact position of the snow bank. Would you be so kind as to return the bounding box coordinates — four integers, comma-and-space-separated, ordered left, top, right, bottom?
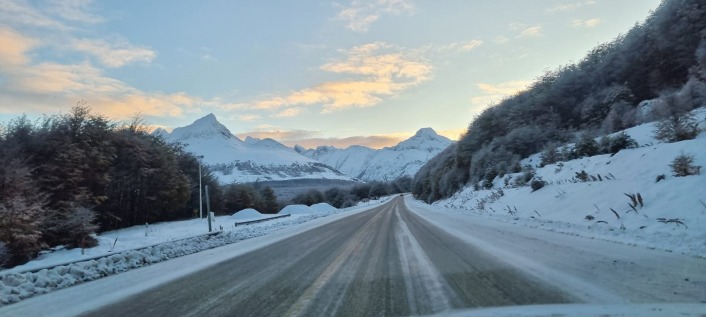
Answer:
232, 208, 264, 220
310, 203, 336, 213
280, 204, 314, 215
431, 108, 706, 258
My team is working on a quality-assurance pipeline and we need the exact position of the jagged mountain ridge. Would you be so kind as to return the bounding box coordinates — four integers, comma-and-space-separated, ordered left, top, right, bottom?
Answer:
297, 128, 453, 182
161, 114, 352, 183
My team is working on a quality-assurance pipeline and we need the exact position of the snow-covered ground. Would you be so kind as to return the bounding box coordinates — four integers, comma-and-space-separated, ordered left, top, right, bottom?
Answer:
0, 198, 390, 306
428, 108, 706, 258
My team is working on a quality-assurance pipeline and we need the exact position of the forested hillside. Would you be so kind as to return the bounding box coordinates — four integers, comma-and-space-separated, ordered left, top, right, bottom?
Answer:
413, 0, 706, 202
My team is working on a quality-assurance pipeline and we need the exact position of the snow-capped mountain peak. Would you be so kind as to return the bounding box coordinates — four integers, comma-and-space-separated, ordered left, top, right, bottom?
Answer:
390, 128, 450, 152
169, 113, 237, 141
161, 114, 352, 183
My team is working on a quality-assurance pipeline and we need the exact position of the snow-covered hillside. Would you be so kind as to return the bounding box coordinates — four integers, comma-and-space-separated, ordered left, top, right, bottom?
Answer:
161, 114, 352, 183
428, 108, 706, 257
299, 128, 453, 182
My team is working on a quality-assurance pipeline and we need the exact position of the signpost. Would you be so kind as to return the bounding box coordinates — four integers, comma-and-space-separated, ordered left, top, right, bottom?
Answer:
205, 185, 212, 232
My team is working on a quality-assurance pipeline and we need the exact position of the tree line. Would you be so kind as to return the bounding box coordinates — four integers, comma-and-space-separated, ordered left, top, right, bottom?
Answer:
0, 106, 276, 267
413, 0, 706, 203
290, 177, 412, 208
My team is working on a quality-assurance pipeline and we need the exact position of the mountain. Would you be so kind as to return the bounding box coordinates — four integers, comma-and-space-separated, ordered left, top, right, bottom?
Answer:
162, 114, 352, 183
299, 128, 453, 182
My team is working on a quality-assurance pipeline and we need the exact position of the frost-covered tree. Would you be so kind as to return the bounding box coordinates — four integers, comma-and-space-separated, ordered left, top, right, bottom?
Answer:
0, 242, 10, 267
654, 93, 699, 142
0, 153, 47, 266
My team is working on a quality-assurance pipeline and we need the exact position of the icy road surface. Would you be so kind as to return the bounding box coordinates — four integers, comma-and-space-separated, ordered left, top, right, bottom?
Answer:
3, 196, 705, 316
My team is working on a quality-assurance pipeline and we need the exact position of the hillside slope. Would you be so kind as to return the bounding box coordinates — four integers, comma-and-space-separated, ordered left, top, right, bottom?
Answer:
428, 108, 706, 257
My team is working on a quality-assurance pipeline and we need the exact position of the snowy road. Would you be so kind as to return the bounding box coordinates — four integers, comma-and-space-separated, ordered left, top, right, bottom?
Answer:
3, 196, 705, 316
80, 196, 570, 316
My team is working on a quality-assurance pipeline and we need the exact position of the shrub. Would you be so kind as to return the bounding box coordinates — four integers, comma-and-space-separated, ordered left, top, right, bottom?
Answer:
574, 135, 600, 158
604, 132, 638, 154
514, 169, 535, 187
540, 144, 561, 167
530, 178, 546, 192
655, 116, 698, 142
575, 170, 590, 182
670, 153, 699, 177
483, 169, 498, 189
653, 93, 699, 142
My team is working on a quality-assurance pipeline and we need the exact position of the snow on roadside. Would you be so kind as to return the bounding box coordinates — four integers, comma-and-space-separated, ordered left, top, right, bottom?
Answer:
231, 208, 266, 221
0, 198, 387, 306
429, 108, 706, 258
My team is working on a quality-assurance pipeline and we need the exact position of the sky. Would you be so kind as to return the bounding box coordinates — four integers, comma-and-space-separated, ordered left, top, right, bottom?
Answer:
0, 0, 663, 149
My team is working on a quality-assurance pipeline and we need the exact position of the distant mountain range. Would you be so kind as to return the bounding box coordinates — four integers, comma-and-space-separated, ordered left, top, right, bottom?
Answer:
159, 114, 453, 183
296, 128, 452, 182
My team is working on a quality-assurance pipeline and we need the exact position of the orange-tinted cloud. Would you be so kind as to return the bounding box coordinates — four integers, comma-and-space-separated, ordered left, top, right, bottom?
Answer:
237, 127, 435, 149
252, 42, 432, 114
0, 27, 199, 119
0, 27, 37, 67
437, 128, 464, 141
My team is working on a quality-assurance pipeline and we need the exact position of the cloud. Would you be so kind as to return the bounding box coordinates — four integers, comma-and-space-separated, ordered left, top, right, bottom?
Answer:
436, 128, 464, 141
438, 39, 483, 52
547, 1, 596, 13
336, 0, 413, 33
494, 36, 510, 44
0, 2, 209, 119
471, 80, 532, 108
71, 38, 156, 67
0, 27, 37, 67
294, 135, 405, 149
236, 129, 322, 144
237, 114, 262, 122
517, 25, 542, 38
0, 0, 68, 30
0, 27, 200, 118
252, 42, 432, 114
572, 18, 601, 28
273, 107, 304, 118
236, 127, 415, 149
46, 0, 104, 24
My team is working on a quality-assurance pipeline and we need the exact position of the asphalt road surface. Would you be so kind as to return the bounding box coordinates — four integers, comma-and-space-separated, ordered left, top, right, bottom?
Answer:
80, 197, 572, 316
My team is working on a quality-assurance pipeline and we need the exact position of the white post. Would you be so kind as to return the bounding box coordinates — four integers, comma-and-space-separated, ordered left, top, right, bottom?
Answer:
196, 155, 206, 219
199, 161, 203, 219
